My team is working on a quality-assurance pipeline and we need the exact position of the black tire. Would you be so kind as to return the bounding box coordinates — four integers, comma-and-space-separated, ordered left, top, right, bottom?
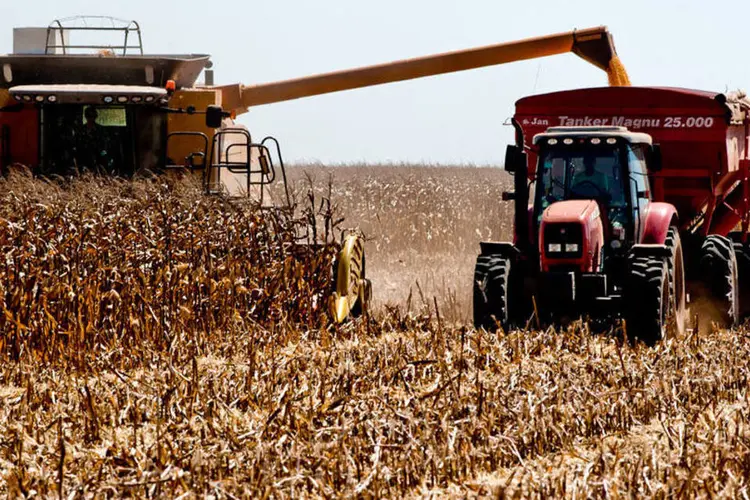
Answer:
732, 239, 750, 319
349, 253, 367, 318
664, 228, 687, 336
699, 235, 739, 327
473, 255, 510, 330
624, 256, 669, 345
473, 255, 493, 329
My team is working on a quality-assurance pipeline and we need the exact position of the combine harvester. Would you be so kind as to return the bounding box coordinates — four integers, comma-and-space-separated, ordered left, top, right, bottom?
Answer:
0, 17, 372, 323
0, 17, 631, 324
476, 88, 750, 343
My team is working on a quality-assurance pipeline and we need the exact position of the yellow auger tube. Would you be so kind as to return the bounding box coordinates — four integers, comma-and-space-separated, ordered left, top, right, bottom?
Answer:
331, 233, 370, 323
219, 26, 629, 114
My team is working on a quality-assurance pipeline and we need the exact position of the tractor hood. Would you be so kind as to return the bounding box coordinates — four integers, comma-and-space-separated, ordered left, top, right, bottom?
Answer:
542, 199, 600, 224
540, 199, 604, 273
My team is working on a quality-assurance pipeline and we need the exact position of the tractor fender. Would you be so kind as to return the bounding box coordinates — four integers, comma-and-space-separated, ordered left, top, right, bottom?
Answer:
641, 202, 678, 244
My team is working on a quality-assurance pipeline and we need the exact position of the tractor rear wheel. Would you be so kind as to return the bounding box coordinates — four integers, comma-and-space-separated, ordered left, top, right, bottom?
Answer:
624, 256, 670, 345
665, 228, 687, 336
473, 255, 511, 330
699, 235, 739, 327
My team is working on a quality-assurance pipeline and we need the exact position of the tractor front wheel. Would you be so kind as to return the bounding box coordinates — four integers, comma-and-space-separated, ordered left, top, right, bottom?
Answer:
624, 255, 670, 345
473, 255, 511, 330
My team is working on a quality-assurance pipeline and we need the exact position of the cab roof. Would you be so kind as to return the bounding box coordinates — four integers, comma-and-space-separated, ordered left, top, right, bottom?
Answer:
533, 126, 653, 145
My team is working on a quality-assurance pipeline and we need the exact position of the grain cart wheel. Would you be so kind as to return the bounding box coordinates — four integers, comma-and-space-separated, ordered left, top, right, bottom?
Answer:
473, 255, 511, 330
699, 235, 739, 327
624, 256, 670, 345
665, 227, 687, 336
731, 240, 750, 319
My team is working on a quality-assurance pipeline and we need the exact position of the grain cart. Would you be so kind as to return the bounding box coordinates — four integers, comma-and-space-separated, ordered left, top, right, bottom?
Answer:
475, 86, 750, 343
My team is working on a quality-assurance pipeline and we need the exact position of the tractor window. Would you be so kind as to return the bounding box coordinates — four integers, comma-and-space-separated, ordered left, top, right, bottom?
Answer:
628, 145, 651, 239
535, 143, 629, 226
627, 145, 650, 190
538, 145, 626, 208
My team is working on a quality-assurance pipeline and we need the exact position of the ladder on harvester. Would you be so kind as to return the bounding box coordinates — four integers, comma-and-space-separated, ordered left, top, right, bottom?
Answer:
205, 129, 291, 208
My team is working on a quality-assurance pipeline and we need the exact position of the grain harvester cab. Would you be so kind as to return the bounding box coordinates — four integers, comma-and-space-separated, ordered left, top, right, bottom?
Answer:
0, 16, 370, 323
477, 86, 750, 343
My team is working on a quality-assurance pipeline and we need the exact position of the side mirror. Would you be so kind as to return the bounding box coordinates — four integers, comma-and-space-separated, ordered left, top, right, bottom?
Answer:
205, 105, 224, 129
648, 144, 663, 172
502, 191, 516, 201
504, 144, 526, 174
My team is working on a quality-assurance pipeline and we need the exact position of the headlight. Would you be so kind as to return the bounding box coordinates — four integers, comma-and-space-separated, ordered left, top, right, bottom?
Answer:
548, 243, 562, 253
565, 243, 579, 253
612, 222, 625, 240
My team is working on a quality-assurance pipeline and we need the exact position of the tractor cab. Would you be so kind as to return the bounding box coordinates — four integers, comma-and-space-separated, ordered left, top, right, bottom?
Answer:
531, 126, 659, 251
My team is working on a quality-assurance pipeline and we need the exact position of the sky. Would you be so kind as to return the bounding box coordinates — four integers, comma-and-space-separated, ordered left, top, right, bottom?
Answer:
2, 1, 750, 165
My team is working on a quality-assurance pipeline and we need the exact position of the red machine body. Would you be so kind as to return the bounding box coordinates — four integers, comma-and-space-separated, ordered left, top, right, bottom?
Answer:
515, 87, 750, 239
476, 88, 749, 339
539, 199, 604, 272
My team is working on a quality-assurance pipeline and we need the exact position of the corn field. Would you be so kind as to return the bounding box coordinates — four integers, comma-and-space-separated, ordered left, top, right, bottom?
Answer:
0, 170, 339, 364
2, 165, 750, 497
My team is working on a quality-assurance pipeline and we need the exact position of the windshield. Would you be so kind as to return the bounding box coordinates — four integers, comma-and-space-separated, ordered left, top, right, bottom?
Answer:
535, 143, 629, 225
41, 104, 165, 176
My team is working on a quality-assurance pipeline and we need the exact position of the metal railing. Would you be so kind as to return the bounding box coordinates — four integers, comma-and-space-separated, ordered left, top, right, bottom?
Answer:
45, 16, 144, 55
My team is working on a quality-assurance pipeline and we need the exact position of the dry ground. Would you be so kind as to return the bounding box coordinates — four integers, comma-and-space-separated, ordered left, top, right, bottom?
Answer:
1, 166, 750, 498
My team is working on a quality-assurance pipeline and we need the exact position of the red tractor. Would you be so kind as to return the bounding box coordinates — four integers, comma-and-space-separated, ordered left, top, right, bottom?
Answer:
475, 87, 750, 343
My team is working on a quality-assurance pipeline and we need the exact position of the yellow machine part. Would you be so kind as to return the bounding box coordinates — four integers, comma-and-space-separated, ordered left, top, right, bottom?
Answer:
166, 88, 221, 168
330, 233, 370, 323
216, 26, 629, 114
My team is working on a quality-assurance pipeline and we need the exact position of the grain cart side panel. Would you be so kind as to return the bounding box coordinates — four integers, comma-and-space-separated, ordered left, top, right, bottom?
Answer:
514, 86, 750, 236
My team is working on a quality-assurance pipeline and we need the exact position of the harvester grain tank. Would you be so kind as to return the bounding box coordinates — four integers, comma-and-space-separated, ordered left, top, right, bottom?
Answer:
476, 87, 750, 342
